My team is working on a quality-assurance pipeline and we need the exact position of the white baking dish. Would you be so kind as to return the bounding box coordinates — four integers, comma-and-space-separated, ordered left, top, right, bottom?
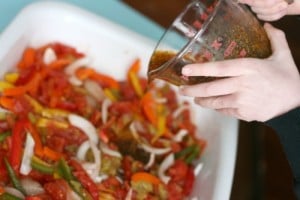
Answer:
0, 1, 239, 199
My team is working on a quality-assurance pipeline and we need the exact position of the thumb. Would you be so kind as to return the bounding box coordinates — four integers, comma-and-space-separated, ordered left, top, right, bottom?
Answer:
264, 23, 290, 55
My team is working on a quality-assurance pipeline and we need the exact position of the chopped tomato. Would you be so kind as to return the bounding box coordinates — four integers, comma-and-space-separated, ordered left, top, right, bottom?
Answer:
44, 179, 69, 200
0, 43, 206, 199
68, 159, 99, 200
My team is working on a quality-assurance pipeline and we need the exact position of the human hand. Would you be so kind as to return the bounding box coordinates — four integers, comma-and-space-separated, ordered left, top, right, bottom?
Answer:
239, 0, 291, 21
179, 23, 300, 122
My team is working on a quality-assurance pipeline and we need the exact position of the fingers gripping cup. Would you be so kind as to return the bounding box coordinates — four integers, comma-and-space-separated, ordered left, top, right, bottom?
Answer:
148, 0, 272, 86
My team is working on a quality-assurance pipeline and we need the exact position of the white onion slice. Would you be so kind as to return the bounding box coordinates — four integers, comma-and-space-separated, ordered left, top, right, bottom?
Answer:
91, 142, 101, 166
100, 142, 122, 158
84, 80, 105, 101
140, 143, 171, 155
68, 75, 83, 86
20, 132, 35, 175
0, 107, 10, 113
77, 141, 102, 179
4, 187, 25, 199
194, 163, 204, 176
144, 153, 155, 170
67, 190, 82, 200
79, 142, 101, 181
20, 178, 45, 196
76, 140, 90, 160
125, 188, 133, 200
82, 162, 107, 183
70, 114, 102, 182
173, 129, 188, 142
158, 153, 174, 184
68, 114, 98, 144
101, 98, 112, 124
94, 174, 109, 183
65, 57, 90, 75
172, 104, 190, 119
43, 47, 57, 65
154, 97, 167, 104
129, 122, 140, 141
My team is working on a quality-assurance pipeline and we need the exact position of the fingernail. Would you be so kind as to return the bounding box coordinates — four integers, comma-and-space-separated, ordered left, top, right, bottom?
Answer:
182, 66, 192, 75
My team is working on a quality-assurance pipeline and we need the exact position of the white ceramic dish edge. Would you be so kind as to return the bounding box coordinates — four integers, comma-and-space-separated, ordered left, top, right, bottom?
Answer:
0, 1, 239, 200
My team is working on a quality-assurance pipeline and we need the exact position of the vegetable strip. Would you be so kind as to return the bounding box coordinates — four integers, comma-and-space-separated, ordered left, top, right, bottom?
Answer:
0, 43, 206, 199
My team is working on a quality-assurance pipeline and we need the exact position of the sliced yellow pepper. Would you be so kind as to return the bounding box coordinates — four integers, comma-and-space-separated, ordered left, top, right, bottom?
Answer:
103, 88, 117, 102
25, 95, 44, 113
41, 108, 69, 118
4, 72, 19, 83
37, 118, 69, 129
129, 71, 143, 98
0, 81, 14, 92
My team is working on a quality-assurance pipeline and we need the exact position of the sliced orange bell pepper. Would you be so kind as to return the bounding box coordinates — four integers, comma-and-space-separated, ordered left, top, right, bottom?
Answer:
43, 146, 64, 161
2, 86, 27, 97
127, 59, 143, 97
74, 67, 120, 89
48, 58, 71, 70
75, 67, 95, 80
26, 122, 44, 157
141, 91, 158, 125
3, 73, 42, 97
17, 47, 36, 69
90, 72, 120, 90
131, 172, 162, 185
0, 96, 16, 111
128, 58, 140, 74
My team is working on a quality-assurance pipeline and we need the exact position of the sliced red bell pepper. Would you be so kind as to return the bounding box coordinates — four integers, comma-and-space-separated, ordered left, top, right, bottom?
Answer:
182, 167, 195, 195
9, 120, 27, 172
17, 47, 36, 70
68, 159, 99, 200
26, 122, 43, 157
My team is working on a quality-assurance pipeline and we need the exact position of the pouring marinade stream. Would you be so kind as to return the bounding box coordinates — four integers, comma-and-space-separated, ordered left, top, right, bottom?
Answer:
0, 42, 206, 200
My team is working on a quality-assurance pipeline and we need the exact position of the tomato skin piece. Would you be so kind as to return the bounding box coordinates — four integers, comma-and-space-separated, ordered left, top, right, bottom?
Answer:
166, 159, 196, 198
109, 101, 134, 116
182, 167, 195, 195
0, 121, 10, 131
68, 159, 99, 200
45, 135, 66, 153
41, 42, 84, 59
166, 182, 185, 200
168, 159, 189, 182
99, 176, 128, 199
122, 156, 133, 181
44, 179, 69, 200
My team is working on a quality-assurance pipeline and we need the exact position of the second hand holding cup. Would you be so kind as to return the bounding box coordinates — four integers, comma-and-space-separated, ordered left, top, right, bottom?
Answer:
147, 0, 272, 86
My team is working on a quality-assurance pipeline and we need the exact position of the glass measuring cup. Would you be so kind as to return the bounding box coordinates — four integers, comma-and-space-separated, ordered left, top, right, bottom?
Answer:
148, 0, 272, 86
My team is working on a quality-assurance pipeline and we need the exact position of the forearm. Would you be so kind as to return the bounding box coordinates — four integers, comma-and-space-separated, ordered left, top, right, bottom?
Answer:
287, 0, 300, 15
266, 107, 300, 198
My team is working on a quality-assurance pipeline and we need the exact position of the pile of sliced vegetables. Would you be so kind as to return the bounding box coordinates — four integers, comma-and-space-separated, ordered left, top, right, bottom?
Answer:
0, 42, 206, 200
